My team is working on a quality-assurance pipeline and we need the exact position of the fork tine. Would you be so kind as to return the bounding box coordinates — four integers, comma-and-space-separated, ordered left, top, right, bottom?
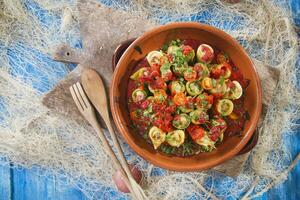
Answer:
73, 82, 87, 108
76, 82, 90, 108
69, 85, 84, 111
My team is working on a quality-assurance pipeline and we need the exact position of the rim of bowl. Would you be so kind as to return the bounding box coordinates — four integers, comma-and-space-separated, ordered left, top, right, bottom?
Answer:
110, 22, 262, 171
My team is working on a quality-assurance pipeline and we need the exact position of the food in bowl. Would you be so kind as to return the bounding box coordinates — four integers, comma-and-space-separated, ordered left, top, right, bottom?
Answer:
127, 39, 250, 156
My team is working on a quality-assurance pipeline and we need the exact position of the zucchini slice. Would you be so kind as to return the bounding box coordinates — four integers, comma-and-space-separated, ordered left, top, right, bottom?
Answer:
146, 51, 166, 67
186, 80, 203, 96
179, 106, 193, 113
216, 99, 234, 116
209, 79, 229, 96
215, 63, 231, 78
132, 88, 147, 103
160, 63, 172, 80
182, 45, 195, 63
153, 89, 168, 103
149, 126, 166, 149
189, 109, 209, 124
130, 67, 146, 80
194, 63, 210, 78
211, 117, 227, 128
166, 130, 185, 147
167, 45, 180, 55
170, 81, 186, 95
228, 80, 243, 100
201, 77, 213, 90
183, 67, 197, 81
196, 133, 215, 151
195, 93, 213, 110
178, 97, 194, 113
172, 114, 191, 129
172, 63, 188, 75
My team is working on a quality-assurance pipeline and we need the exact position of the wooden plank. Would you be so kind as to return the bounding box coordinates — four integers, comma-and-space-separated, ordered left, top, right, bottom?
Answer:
12, 166, 88, 200
266, 131, 300, 200
256, 130, 300, 200
0, 158, 11, 200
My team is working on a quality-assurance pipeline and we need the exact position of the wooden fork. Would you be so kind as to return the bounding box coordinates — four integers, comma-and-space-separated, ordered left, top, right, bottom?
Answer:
81, 69, 147, 200
69, 82, 137, 198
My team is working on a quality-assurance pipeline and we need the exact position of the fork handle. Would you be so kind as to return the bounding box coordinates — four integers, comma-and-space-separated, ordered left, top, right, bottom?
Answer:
81, 69, 147, 199
89, 120, 138, 199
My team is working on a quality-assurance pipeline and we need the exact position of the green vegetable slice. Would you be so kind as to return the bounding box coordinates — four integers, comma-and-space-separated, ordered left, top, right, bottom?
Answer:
132, 88, 147, 103
160, 63, 172, 79
167, 45, 180, 55
189, 109, 209, 124
172, 114, 191, 129
172, 63, 188, 75
195, 133, 215, 151
179, 105, 193, 113
209, 79, 229, 96
170, 81, 185, 95
225, 80, 243, 100
182, 45, 195, 63
130, 67, 146, 80
146, 51, 166, 67
216, 99, 234, 116
153, 89, 168, 103
165, 130, 185, 147
186, 80, 203, 96
149, 126, 166, 149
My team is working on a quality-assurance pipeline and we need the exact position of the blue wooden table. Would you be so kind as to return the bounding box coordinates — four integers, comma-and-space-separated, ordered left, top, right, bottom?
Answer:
0, 129, 299, 200
0, 1, 299, 199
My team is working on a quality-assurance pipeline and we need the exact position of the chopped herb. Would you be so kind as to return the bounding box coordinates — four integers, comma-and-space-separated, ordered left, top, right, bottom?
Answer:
134, 45, 142, 54
193, 115, 199, 120
129, 123, 136, 129
179, 77, 185, 83
219, 77, 225, 85
245, 111, 250, 120
201, 146, 211, 152
175, 107, 181, 115
170, 39, 182, 46
165, 134, 172, 141
136, 109, 142, 115
143, 83, 152, 96
143, 105, 153, 117
173, 120, 180, 127
160, 144, 176, 154
182, 139, 194, 156
161, 44, 169, 52
143, 132, 148, 139
172, 50, 188, 67
160, 63, 172, 74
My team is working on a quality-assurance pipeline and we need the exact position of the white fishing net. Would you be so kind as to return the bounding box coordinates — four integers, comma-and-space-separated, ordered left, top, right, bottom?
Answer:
0, 0, 299, 199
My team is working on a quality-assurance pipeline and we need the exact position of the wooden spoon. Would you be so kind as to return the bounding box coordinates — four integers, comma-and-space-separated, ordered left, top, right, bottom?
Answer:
81, 68, 147, 200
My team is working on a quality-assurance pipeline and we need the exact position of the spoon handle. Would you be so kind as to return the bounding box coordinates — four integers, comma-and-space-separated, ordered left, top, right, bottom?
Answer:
89, 119, 136, 197
81, 68, 147, 200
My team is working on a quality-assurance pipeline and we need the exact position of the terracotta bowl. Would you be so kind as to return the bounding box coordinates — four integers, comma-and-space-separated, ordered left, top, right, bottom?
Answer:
110, 22, 262, 171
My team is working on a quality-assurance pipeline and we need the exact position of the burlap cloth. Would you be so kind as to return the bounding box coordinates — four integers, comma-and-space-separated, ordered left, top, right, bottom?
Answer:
43, 0, 279, 176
